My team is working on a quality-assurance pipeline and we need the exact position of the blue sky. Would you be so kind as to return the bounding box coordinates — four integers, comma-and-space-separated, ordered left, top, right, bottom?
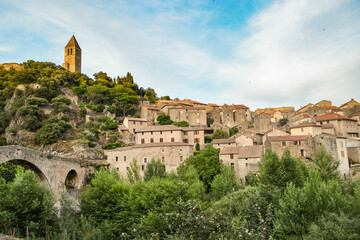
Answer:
1, 0, 359, 110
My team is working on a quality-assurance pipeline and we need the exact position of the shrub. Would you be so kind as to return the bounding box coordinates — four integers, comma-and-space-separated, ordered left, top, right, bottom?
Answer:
88, 141, 96, 148
173, 121, 189, 127
102, 142, 124, 150
107, 105, 115, 114
26, 97, 48, 106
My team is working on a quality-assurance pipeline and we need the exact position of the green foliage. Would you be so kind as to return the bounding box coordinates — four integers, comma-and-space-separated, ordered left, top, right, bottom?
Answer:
258, 148, 308, 189
127, 158, 141, 184
195, 142, 200, 151
88, 141, 96, 148
102, 142, 124, 150
212, 129, 229, 139
0, 167, 57, 237
144, 159, 166, 181
173, 120, 189, 127
184, 146, 221, 192
0, 162, 17, 183
51, 96, 71, 113
17, 104, 44, 131
207, 117, 214, 126
205, 135, 213, 143
210, 164, 240, 201
313, 145, 340, 182
86, 104, 105, 112
107, 105, 115, 114
157, 114, 173, 125
279, 118, 289, 126
160, 95, 170, 100
35, 118, 71, 145
144, 87, 158, 103
26, 96, 48, 106
273, 169, 346, 238
0, 137, 7, 146
229, 126, 239, 136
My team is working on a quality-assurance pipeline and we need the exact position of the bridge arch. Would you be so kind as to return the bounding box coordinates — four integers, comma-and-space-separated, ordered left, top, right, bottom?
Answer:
0, 145, 98, 200
6, 159, 49, 184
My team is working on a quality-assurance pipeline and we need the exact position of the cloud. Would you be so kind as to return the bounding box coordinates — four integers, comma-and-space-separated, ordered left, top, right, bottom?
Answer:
1, 0, 360, 109
0, 45, 16, 52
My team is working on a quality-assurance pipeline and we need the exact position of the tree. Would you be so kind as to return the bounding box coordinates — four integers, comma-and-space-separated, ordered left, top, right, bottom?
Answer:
144, 159, 166, 181
157, 114, 173, 125
144, 87, 158, 103
184, 146, 221, 192
229, 127, 238, 137
0, 167, 57, 237
127, 158, 141, 183
114, 94, 139, 117
313, 145, 340, 182
195, 142, 200, 151
279, 118, 289, 126
0, 162, 17, 183
210, 164, 240, 201
173, 121, 189, 127
273, 169, 346, 239
212, 129, 229, 139
207, 117, 214, 127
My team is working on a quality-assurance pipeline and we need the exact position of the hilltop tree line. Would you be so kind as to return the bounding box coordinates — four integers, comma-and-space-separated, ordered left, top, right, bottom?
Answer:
0, 146, 360, 239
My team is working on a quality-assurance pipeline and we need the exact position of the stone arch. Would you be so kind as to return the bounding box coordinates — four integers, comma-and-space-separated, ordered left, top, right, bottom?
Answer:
65, 169, 79, 190
4, 159, 49, 184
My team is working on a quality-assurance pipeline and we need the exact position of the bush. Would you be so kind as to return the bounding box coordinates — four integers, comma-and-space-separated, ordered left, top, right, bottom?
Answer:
35, 123, 62, 144
157, 114, 173, 125
173, 121, 189, 127
88, 141, 96, 148
205, 136, 212, 143
0, 137, 7, 146
102, 142, 124, 150
212, 129, 229, 139
26, 97, 48, 106
107, 105, 115, 114
86, 104, 105, 112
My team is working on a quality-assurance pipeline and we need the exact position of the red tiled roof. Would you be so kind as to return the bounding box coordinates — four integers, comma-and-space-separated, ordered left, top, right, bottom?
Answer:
213, 138, 236, 144
267, 135, 309, 141
118, 124, 128, 131
350, 112, 360, 117
233, 104, 249, 109
314, 113, 356, 122
142, 105, 161, 111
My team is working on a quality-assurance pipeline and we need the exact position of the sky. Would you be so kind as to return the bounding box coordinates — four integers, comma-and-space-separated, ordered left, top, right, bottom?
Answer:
0, 0, 359, 110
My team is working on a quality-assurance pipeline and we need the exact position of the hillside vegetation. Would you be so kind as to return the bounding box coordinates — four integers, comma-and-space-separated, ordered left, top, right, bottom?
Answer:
0, 60, 158, 154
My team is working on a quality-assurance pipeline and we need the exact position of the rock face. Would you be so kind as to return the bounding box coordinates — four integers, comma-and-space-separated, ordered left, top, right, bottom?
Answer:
41, 141, 106, 160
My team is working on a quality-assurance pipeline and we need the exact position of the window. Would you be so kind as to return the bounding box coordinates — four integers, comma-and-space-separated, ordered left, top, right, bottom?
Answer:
124, 156, 126, 161
140, 121, 142, 125
301, 128, 304, 132
183, 139, 188, 143
150, 138, 154, 143
142, 165, 145, 171
194, 131, 199, 135
160, 138, 163, 142
245, 158, 248, 160
341, 151, 345, 158
246, 163, 248, 167
171, 137, 175, 142
116, 167, 119, 171
171, 131, 173, 133
300, 149, 304, 157
180, 148, 182, 151
294, 141, 300, 145
141, 139, 145, 144
115, 156, 118, 162
230, 163, 235, 168
184, 131, 188, 136
71, 48, 73, 55
67, 49, 70, 55
160, 131, 162, 135
162, 157, 165, 163
144, 158, 147, 163
230, 154, 234, 159
142, 132, 144, 135
340, 142, 344, 148
133, 129, 136, 133
180, 156, 183, 161
282, 141, 286, 146
194, 138, 200, 143
151, 131, 153, 135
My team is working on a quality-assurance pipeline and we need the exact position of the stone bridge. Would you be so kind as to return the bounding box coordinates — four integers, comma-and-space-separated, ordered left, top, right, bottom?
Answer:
0, 145, 106, 199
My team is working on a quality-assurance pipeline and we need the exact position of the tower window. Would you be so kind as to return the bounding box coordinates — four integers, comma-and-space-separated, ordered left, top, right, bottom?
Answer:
67, 49, 69, 55
71, 48, 73, 55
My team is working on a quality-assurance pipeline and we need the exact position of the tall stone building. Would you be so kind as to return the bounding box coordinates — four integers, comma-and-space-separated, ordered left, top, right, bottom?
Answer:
62, 35, 81, 73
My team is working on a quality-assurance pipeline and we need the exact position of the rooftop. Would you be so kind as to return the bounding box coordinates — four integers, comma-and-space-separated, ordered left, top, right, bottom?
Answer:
289, 122, 321, 129
136, 125, 180, 132
220, 145, 263, 158
213, 138, 236, 144
267, 135, 309, 141
314, 113, 356, 122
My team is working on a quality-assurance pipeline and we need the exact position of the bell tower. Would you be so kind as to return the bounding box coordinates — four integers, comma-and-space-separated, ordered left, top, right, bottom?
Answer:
62, 35, 81, 73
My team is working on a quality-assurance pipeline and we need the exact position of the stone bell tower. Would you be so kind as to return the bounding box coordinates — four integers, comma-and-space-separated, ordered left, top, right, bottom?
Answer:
62, 35, 81, 73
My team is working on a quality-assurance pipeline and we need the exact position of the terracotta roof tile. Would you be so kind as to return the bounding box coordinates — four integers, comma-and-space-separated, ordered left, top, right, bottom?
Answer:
314, 113, 356, 122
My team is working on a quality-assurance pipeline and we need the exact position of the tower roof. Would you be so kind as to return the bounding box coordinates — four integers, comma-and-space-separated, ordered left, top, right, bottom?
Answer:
65, 35, 81, 49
